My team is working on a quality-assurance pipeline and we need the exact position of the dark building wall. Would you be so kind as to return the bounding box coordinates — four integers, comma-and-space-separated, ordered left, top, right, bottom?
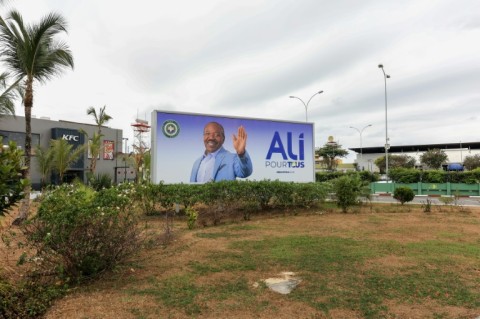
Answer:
0, 115, 123, 189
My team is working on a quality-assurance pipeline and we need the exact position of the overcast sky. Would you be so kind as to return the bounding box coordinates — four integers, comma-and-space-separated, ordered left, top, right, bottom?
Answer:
2, 0, 479, 161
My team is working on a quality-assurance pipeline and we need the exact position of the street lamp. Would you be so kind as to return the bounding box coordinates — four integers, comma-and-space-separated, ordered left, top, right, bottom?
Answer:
122, 137, 128, 182
378, 64, 390, 179
290, 90, 324, 122
349, 124, 372, 161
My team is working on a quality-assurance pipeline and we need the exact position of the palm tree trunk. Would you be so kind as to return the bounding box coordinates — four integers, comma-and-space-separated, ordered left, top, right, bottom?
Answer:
13, 79, 33, 224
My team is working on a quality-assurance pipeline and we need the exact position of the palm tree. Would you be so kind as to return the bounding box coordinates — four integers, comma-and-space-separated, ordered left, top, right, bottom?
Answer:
50, 139, 85, 184
0, 72, 21, 117
86, 105, 112, 173
87, 105, 112, 134
34, 144, 54, 189
0, 11, 74, 222
80, 129, 102, 175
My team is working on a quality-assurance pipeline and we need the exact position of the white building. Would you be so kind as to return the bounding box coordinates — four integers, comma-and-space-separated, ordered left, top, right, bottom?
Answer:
349, 142, 480, 172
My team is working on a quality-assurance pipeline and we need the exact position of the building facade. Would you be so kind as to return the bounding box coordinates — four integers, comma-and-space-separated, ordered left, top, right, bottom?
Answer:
0, 115, 131, 189
349, 142, 480, 172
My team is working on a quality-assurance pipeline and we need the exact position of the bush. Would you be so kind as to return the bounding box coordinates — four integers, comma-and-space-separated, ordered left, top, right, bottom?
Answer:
23, 183, 141, 281
88, 172, 113, 191
0, 278, 66, 319
388, 168, 420, 183
332, 175, 364, 213
0, 140, 27, 216
315, 171, 379, 183
393, 187, 415, 205
423, 170, 445, 183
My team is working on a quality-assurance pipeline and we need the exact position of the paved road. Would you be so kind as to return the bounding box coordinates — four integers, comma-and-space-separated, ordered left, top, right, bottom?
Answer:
369, 194, 480, 207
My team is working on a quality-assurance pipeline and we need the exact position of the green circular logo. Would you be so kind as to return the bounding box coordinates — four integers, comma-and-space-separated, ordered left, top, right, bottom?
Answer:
162, 120, 180, 138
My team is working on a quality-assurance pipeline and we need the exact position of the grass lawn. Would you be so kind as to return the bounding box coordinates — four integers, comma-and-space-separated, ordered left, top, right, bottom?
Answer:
40, 204, 480, 318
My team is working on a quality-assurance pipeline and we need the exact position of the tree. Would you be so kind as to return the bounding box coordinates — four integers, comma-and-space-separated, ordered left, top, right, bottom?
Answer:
34, 144, 54, 188
80, 130, 102, 175
393, 187, 415, 205
85, 105, 112, 174
0, 11, 74, 222
316, 141, 349, 171
420, 149, 448, 170
50, 139, 85, 184
375, 154, 416, 173
463, 154, 480, 171
0, 72, 21, 117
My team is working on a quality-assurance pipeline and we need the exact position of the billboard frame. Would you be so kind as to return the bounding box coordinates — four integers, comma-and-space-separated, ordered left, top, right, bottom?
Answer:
151, 110, 316, 184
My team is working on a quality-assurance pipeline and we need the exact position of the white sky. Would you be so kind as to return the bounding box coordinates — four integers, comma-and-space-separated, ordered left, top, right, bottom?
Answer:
2, 0, 480, 161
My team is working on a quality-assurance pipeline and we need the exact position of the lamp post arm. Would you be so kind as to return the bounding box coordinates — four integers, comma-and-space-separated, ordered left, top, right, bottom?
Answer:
290, 96, 308, 121
306, 92, 320, 108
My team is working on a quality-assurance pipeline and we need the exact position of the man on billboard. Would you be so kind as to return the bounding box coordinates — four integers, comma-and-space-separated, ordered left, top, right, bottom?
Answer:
190, 122, 253, 183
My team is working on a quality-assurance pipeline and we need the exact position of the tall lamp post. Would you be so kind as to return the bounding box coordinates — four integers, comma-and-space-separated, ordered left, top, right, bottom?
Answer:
349, 124, 372, 162
290, 90, 324, 122
378, 64, 390, 179
122, 137, 128, 182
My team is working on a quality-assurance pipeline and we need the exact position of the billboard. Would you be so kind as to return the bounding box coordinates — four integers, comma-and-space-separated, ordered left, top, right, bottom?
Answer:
151, 110, 315, 184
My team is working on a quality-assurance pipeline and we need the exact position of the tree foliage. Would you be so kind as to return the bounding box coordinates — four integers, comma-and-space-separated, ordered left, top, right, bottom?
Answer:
463, 154, 480, 171
50, 139, 85, 184
316, 142, 349, 171
0, 139, 27, 215
393, 187, 415, 205
0, 72, 21, 117
0, 10, 74, 222
34, 145, 54, 188
420, 149, 448, 170
332, 175, 365, 213
85, 105, 112, 174
374, 154, 416, 173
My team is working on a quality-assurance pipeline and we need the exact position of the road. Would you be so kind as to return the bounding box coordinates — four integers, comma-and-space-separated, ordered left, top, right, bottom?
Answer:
369, 194, 480, 207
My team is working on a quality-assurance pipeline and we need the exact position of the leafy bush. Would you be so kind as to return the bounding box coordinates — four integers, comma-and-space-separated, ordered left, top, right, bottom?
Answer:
459, 168, 480, 184
393, 187, 415, 205
315, 171, 379, 183
357, 170, 380, 182
423, 170, 446, 183
388, 168, 420, 183
185, 206, 198, 229
0, 140, 27, 215
23, 183, 140, 281
332, 175, 364, 213
463, 154, 480, 170
0, 278, 66, 319
88, 172, 113, 191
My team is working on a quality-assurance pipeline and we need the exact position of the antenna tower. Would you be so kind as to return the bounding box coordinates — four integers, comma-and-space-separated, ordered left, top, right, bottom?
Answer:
131, 118, 151, 154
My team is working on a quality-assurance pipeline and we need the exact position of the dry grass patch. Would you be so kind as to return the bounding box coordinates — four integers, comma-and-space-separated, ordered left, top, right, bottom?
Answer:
2, 204, 480, 319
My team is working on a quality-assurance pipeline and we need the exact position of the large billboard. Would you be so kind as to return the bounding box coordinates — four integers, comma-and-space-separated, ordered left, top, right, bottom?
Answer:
151, 110, 315, 184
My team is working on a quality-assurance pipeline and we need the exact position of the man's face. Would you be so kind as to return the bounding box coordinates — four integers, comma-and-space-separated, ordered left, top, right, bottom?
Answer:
203, 123, 225, 154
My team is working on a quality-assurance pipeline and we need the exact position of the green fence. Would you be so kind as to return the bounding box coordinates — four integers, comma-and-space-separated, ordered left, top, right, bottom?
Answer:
370, 182, 480, 196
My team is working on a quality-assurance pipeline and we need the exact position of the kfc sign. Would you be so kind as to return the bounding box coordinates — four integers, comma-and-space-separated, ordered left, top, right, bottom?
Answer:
62, 134, 80, 141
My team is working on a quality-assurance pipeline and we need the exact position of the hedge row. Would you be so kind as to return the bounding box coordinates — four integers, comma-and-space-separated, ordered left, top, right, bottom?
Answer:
315, 171, 379, 183
131, 180, 331, 217
388, 168, 480, 184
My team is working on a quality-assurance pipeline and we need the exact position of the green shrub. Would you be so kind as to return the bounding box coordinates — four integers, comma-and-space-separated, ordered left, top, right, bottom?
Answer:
88, 172, 113, 191
389, 168, 420, 183
332, 175, 364, 213
357, 170, 380, 182
0, 278, 66, 319
393, 187, 415, 205
23, 183, 140, 281
185, 206, 198, 229
422, 198, 432, 213
423, 170, 445, 183
0, 140, 28, 216
315, 171, 379, 183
